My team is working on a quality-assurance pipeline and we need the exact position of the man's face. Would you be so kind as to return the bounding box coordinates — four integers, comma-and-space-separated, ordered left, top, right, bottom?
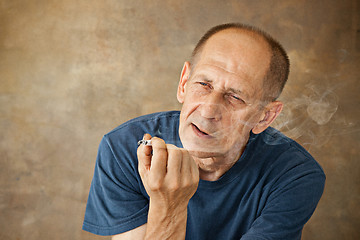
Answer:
177, 30, 271, 160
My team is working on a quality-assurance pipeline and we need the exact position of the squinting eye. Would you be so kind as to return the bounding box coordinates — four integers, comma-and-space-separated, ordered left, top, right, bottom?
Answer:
230, 95, 245, 104
197, 82, 212, 90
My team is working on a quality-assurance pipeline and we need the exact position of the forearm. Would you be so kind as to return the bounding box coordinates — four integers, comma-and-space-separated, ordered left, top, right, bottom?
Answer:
145, 200, 188, 240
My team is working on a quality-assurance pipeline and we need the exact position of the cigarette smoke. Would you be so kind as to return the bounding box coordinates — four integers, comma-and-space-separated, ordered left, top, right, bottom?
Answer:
271, 83, 354, 149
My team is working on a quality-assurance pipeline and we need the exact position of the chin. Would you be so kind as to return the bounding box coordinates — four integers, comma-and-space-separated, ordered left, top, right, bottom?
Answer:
184, 143, 223, 158
188, 149, 214, 158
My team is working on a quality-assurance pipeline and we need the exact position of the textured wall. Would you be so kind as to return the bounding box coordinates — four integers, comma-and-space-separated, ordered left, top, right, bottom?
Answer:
1, 0, 359, 239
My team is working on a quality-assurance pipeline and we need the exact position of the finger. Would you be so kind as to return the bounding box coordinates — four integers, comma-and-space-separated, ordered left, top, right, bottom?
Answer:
180, 149, 191, 175
142, 133, 152, 156
150, 137, 168, 178
190, 159, 200, 181
166, 144, 182, 180
137, 134, 153, 172
182, 150, 199, 181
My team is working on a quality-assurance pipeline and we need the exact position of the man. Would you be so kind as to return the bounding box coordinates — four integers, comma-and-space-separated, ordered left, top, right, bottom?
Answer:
83, 23, 325, 239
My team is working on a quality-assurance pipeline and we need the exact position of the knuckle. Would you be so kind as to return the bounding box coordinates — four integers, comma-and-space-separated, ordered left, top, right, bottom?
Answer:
166, 144, 178, 151
168, 180, 180, 191
152, 142, 168, 159
152, 137, 165, 147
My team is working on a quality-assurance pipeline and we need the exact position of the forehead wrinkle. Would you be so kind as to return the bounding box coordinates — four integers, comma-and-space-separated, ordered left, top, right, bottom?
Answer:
191, 63, 254, 98
195, 49, 268, 85
194, 63, 252, 83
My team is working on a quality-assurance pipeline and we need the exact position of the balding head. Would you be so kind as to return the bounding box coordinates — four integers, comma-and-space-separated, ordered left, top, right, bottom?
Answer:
190, 23, 290, 102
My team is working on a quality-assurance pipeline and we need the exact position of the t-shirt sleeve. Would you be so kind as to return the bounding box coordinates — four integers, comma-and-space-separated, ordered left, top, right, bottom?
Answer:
82, 136, 149, 236
241, 150, 326, 240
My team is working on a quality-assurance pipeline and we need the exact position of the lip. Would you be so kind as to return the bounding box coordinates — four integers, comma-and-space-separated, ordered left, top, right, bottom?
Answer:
191, 123, 213, 139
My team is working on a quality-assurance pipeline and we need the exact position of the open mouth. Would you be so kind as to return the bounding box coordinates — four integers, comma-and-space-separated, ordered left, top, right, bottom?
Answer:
191, 123, 211, 137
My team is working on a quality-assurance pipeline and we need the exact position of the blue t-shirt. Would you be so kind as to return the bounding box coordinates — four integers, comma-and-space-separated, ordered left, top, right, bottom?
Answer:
83, 111, 325, 239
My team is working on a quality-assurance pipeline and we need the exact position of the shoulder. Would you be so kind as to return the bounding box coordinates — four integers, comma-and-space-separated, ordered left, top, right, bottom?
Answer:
101, 111, 181, 155
105, 111, 180, 139
250, 127, 325, 178
247, 128, 326, 210
107, 111, 180, 136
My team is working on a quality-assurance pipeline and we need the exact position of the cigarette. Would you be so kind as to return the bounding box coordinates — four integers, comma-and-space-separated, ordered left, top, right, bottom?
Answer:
137, 139, 152, 146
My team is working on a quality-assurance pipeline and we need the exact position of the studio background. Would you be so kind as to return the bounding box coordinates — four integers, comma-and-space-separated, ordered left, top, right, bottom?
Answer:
1, 0, 359, 239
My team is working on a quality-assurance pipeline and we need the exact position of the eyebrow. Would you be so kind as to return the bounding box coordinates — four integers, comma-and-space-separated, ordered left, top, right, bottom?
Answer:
193, 74, 248, 97
228, 87, 244, 96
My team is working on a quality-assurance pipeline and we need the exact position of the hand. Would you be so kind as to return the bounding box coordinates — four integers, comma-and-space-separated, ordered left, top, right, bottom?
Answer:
137, 134, 199, 212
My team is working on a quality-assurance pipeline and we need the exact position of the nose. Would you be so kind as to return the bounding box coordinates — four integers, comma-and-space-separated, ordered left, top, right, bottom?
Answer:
199, 92, 224, 121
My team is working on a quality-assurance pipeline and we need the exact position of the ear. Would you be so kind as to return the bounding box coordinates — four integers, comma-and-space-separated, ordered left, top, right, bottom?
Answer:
252, 101, 283, 134
177, 61, 191, 104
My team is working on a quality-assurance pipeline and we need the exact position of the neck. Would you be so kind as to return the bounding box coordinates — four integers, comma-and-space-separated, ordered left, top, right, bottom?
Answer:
193, 147, 244, 182
198, 161, 236, 181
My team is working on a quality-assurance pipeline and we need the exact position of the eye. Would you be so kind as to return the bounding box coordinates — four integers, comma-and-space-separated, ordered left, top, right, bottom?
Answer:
228, 94, 245, 104
197, 81, 212, 89
232, 95, 240, 100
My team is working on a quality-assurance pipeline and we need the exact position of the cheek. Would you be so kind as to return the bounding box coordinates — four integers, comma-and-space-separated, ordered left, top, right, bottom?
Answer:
181, 93, 202, 114
227, 111, 258, 133
186, 85, 210, 102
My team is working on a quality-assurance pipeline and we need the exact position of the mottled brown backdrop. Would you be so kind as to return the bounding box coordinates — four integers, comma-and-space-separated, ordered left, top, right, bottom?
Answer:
1, 0, 359, 239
